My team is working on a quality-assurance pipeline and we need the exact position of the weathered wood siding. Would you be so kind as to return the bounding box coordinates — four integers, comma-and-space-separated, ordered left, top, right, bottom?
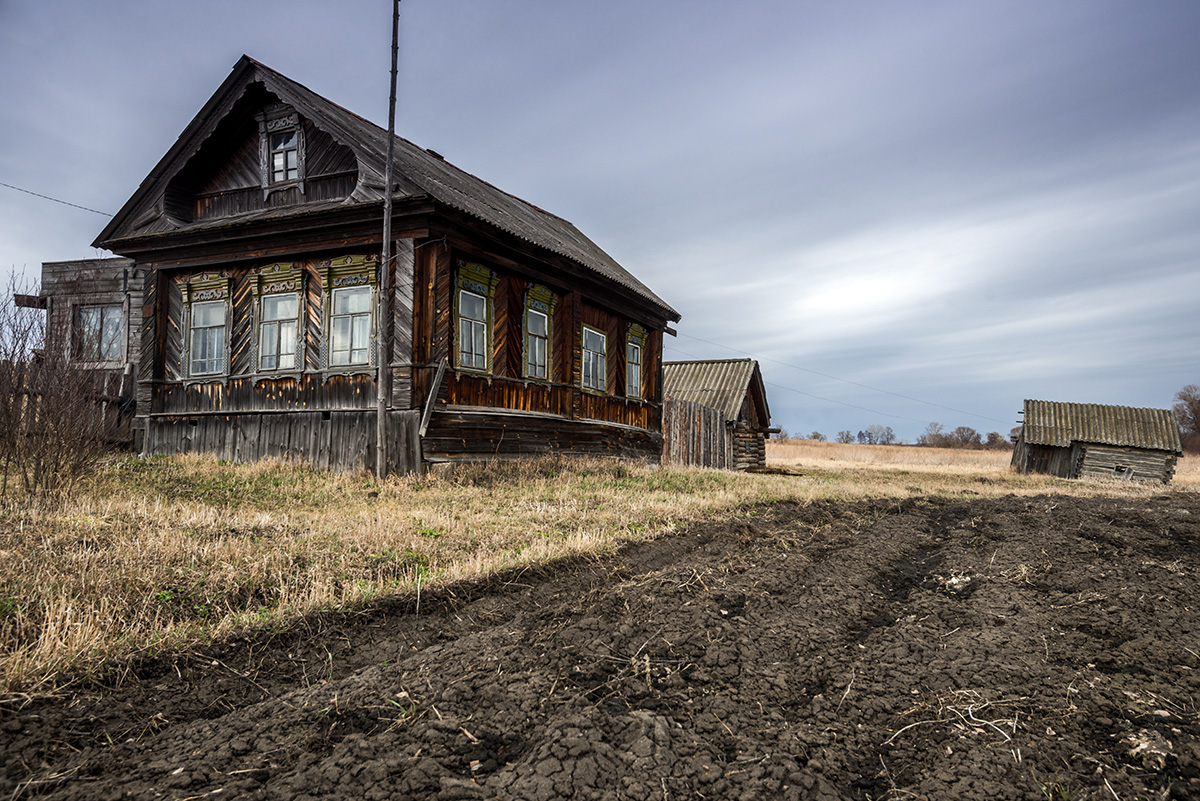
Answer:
1012, 439, 1177, 484
662, 398, 730, 469
39, 258, 143, 443
181, 110, 358, 222
415, 249, 667, 460
145, 410, 420, 473
1077, 444, 1177, 483
139, 249, 421, 471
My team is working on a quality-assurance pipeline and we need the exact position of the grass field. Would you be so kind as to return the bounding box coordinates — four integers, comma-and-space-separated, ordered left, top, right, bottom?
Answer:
1, 445, 1195, 697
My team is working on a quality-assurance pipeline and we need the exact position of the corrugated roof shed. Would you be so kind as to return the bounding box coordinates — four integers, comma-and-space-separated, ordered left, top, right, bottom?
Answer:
1020, 399, 1182, 453
663, 359, 768, 424
95, 55, 677, 320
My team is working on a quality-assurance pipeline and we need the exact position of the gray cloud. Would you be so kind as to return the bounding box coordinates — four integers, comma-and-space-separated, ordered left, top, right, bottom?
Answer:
2, 0, 1197, 441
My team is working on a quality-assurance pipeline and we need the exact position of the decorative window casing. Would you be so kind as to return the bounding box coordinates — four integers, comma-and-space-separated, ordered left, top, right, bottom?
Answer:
455, 261, 498, 373
253, 263, 304, 373
183, 274, 231, 378
73, 303, 123, 363
626, 323, 647, 399
524, 285, 556, 381
258, 104, 305, 198
321, 255, 377, 371
581, 325, 607, 393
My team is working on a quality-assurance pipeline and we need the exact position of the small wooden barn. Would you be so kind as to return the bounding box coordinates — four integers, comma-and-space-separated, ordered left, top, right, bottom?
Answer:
64, 55, 679, 473
661, 359, 773, 471
1011, 399, 1182, 483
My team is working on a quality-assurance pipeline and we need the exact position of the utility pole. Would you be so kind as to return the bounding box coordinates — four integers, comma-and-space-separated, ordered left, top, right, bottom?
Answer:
377, 0, 400, 478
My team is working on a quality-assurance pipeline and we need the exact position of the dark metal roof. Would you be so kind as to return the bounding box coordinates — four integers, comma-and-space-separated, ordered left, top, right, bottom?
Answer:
663, 359, 770, 424
95, 56, 677, 320
1020, 399, 1182, 453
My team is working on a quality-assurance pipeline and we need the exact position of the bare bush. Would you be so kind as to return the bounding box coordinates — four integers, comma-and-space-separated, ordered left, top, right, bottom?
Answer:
1, 274, 115, 500
1176, 384, 1200, 454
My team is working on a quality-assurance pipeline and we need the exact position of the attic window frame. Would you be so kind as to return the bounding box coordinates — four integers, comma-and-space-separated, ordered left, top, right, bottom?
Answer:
258, 106, 305, 199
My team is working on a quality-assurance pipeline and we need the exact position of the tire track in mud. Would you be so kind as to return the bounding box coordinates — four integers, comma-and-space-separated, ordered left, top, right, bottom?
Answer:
3, 494, 1199, 800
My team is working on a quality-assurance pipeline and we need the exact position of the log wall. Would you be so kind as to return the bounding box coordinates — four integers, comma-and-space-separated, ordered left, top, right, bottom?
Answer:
422, 407, 661, 463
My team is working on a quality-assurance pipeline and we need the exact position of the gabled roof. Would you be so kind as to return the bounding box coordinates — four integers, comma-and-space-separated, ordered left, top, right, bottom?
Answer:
663, 359, 770, 425
1020, 399, 1182, 453
94, 55, 676, 319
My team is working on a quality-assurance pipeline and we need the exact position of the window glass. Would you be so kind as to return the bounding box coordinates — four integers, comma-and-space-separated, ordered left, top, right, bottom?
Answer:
270, 131, 299, 183
260, 293, 298, 371
526, 309, 548, 380
626, 342, 642, 398
329, 286, 370, 367
582, 327, 606, 391
459, 289, 488, 370
190, 300, 226, 375
73, 305, 123, 362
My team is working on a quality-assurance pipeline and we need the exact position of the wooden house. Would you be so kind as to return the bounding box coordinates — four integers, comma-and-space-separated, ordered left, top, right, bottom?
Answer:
87, 55, 679, 473
16, 258, 142, 443
1011, 399, 1182, 483
661, 359, 773, 471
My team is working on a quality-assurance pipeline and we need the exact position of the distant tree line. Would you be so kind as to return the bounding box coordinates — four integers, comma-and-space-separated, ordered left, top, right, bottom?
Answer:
917, 422, 1011, 450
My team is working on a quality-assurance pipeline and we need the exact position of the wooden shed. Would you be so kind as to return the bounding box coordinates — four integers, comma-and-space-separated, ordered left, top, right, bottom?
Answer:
72, 55, 679, 474
1011, 399, 1182, 483
662, 359, 773, 471
23, 258, 142, 444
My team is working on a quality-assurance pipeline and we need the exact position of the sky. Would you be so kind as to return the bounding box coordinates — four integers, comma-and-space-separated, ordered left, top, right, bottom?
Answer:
2, 0, 1198, 442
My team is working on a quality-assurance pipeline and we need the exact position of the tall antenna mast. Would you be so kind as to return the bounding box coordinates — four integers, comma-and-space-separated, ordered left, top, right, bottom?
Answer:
377, 0, 400, 478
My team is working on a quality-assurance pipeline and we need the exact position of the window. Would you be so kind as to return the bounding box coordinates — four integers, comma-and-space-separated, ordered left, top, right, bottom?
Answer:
525, 309, 548, 380
459, 290, 488, 371
259, 293, 298, 371
454, 261, 497, 373
270, 131, 299, 183
189, 300, 226, 376
259, 105, 304, 195
321, 254, 377, 370
74, 304, 123, 362
626, 342, 642, 398
582, 326, 606, 392
626, 323, 647, 399
524, 284, 555, 381
329, 285, 371, 366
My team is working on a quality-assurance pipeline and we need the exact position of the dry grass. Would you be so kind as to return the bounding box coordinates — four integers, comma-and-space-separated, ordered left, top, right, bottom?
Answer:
768, 439, 1200, 491
0, 446, 1195, 697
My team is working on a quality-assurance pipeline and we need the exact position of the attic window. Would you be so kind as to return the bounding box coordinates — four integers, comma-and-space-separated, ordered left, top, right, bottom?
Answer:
259, 106, 304, 194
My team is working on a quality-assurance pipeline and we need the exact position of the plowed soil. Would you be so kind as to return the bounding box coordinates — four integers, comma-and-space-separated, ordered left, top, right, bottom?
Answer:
3, 493, 1199, 800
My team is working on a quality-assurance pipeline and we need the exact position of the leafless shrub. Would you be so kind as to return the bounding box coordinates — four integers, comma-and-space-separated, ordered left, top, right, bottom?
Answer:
1, 273, 115, 501
1175, 384, 1200, 454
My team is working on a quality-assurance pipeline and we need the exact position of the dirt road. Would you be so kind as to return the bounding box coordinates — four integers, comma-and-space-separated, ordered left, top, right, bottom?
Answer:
4, 493, 1198, 800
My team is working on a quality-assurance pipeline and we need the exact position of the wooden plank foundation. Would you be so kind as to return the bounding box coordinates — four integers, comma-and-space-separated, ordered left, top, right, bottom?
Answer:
144, 410, 420, 474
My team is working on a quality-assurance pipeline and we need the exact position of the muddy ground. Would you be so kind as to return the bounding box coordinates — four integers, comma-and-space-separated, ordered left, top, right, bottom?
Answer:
3, 492, 1199, 800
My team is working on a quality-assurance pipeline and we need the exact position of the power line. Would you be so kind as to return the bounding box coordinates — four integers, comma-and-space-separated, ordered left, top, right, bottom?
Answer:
0, 181, 113, 217
664, 342, 933, 425
675, 332, 1010, 426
